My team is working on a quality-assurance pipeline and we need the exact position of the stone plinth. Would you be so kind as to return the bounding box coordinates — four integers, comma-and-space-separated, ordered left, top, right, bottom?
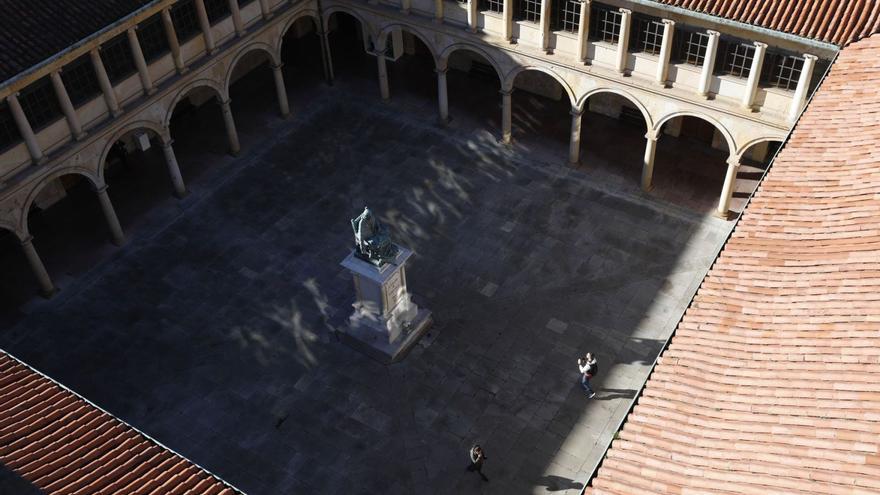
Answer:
339, 246, 432, 363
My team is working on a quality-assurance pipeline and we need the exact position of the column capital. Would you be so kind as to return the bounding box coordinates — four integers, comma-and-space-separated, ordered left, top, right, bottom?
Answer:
570, 107, 584, 117
221, 98, 232, 106
803, 53, 818, 61
645, 129, 659, 141
435, 67, 449, 75
271, 62, 285, 70
618, 7, 631, 14
94, 183, 109, 194
706, 29, 720, 37
127, 25, 139, 33
6, 91, 20, 100
753, 41, 768, 49
499, 88, 513, 96
19, 234, 34, 246
578, 0, 591, 4
661, 19, 675, 26
727, 154, 741, 167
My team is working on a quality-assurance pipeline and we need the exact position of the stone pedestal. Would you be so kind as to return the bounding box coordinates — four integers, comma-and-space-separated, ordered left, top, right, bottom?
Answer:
340, 246, 432, 363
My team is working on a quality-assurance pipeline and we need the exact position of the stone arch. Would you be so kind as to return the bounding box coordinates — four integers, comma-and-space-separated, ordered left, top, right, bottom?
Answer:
163, 78, 226, 128
376, 23, 439, 66
275, 10, 322, 55
225, 41, 281, 94
504, 66, 577, 108
578, 87, 653, 130
97, 119, 167, 182
438, 43, 504, 81
653, 111, 736, 155
323, 5, 374, 38
736, 135, 786, 158
20, 167, 101, 234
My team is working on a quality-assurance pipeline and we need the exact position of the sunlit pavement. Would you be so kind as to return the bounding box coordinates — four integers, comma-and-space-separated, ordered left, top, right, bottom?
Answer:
1, 71, 734, 494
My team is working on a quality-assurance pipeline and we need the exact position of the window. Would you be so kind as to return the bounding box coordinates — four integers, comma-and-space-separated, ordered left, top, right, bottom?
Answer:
674, 29, 709, 66
204, 0, 231, 23
237, 0, 256, 5
0, 102, 22, 150
19, 78, 62, 130
589, 5, 621, 44
171, 0, 201, 42
101, 34, 136, 83
761, 52, 804, 91
718, 39, 755, 78
479, 0, 503, 14
61, 55, 101, 107
551, 0, 580, 33
515, 0, 541, 23
630, 16, 664, 54
138, 14, 170, 62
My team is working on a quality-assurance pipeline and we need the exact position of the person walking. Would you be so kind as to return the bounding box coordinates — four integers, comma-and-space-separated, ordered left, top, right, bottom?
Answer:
578, 353, 598, 399
467, 444, 489, 481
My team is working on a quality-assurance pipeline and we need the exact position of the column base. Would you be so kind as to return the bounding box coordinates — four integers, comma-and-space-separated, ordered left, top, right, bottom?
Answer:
33, 156, 49, 166
641, 183, 654, 193
145, 86, 157, 96
714, 209, 732, 220
228, 149, 240, 157
400, 7, 410, 13
177, 66, 190, 75
433, 17, 443, 24
110, 109, 124, 118
40, 287, 59, 299
74, 131, 88, 141
740, 104, 757, 113
173, 189, 190, 199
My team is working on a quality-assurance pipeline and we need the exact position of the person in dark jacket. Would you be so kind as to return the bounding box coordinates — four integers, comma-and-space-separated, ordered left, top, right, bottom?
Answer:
467, 444, 488, 481
578, 353, 598, 398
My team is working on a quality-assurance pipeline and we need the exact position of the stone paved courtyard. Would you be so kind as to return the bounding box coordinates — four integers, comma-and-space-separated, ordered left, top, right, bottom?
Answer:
1, 72, 734, 494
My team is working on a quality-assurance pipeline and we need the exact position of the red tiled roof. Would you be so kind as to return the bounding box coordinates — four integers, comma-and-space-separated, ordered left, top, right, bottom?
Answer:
0, 351, 241, 495
587, 33, 880, 495
652, 0, 880, 45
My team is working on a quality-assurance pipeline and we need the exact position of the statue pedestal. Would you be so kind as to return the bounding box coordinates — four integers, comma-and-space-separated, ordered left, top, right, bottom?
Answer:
339, 246, 432, 364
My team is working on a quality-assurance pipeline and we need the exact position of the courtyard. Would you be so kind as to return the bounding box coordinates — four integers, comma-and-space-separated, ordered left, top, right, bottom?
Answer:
1, 53, 734, 494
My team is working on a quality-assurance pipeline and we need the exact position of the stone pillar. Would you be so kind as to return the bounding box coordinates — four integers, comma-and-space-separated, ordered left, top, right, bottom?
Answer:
95, 185, 125, 246
127, 28, 156, 95
616, 9, 632, 74
20, 235, 56, 297
698, 30, 720, 97
272, 63, 291, 117
641, 130, 658, 191
741, 42, 767, 110
467, 0, 478, 33
716, 154, 740, 218
6, 93, 45, 164
319, 28, 335, 84
501, 89, 512, 144
400, 0, 411, 13
437, 68, 449, 124
503, 0, 513, 40
161, 138, 188, 197
434, 0, 444, 23
220, 99, 241, 155
576, 0, 591, 62
377, 51, 390, 101
161, 8, 187, 74
788, 54, 818, 122
656, 20, 675, 86
50, 71, 86, 140
91, 49, 121, 117
259, 0, 273, 19
194, 0, 215, 54
228, 0, 245, 36
568, 107, 583, 165
540, 0, 552, 53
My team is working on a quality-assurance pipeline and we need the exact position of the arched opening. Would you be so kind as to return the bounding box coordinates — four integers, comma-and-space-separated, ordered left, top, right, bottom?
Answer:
167, 84, 230, 180
227, 47, 285, 144
383, 27, 436, 103
444, 48, 502, 128
578, 91, 649, 181
653, 115, 732, 213
280, 16, 324, 93
509, 69, 573, 153
326, 11, 373, 82
0, 227, 38, 324
730, 139, 783, 213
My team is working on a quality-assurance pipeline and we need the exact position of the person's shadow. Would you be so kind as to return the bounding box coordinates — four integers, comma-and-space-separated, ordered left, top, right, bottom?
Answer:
536, 475, 584, 492
595, 388, 637, 401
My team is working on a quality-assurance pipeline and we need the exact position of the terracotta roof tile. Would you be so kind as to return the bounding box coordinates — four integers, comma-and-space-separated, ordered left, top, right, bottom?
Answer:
586, 32, 880, 494
0, 351, 243, 495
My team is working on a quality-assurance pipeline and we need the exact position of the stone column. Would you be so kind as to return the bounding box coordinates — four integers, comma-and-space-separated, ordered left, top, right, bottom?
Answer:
656, 20, 675, 86
194, 0, 215, 54
95, 184, 125, 246
576, 0, 591, 62
228, 0, 245, 36
641, 130, 658, 191
698, 30, 719, 97
272, 63, 291, 117
500, 89, 512, 144
220, 99, 241, 155
540, 0, 552, 53
377, 51, 390, 101
259, 0, 273, 19
568, 107, 583, 165
401, 0, 411, 13
716, 154, 740, 218
20, 235, 56, 297
6, 93, 45, 164
467, 0, 478, 33
434, 0, 444, 23
437, 68, 449, 124
318, 28, 335, 84
91, 49, 121, 117
616, 8, 631, 74
161, 8, 187, 74
50, 71, 86, 140
127, 28, 156, 95
503, 0, 513, 40
161, 137, 188, 197
788, 54, 818, 122
741, 42, 767, 110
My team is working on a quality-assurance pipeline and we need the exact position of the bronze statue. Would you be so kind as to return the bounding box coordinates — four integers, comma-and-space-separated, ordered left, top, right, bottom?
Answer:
351, 207, 398, 266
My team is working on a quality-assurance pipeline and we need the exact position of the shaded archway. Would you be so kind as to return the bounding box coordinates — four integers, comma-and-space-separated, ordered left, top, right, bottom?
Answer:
505, 68, 575, 157
577, 90, 650, 180
441, 45, 503, 128
166, 81, 237, 180
0, 225, 47, 324
227, 44, 289, 145
279, 15, 325, 92
728, 138, 783, 214
377, 26, 437, 103
325, 10, 373, 82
